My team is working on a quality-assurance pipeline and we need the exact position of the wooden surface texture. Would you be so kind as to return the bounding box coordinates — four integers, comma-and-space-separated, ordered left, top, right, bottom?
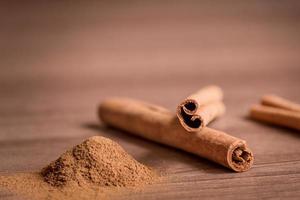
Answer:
0, 1, 300, 199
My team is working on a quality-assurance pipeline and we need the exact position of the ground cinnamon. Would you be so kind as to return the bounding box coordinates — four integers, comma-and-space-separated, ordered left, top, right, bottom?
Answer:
0, 136, 158, 200
41, 136, 157, 187
99, 98, 253, 172
177, 86, 225, 132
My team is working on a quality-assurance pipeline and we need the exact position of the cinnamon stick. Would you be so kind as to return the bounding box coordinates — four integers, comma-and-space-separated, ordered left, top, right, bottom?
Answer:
99, 98, 253, 172
261, 94, 300, 113
177, 85, 224, 132
250, 104, 300, 131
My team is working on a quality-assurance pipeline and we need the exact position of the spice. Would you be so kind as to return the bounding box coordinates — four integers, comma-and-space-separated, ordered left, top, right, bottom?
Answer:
261, 94, 300, 113
0, 173, 109, 200
41, 136, 157, 187
250, 104, 300, 131
99, 98, 254, 172
177, 85, 225, 132
0, 136, 158, 200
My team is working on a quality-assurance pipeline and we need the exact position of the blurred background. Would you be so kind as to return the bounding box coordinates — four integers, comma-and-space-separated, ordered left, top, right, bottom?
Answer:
1, 0, 299, 102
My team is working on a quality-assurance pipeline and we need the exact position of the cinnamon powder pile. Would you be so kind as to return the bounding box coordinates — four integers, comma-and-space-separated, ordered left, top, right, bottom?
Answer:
0, 136, 158, 199
41, 136, 157, 188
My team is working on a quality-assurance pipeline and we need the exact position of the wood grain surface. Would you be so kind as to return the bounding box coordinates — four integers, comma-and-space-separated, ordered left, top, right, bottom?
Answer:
0, 1, 300, 199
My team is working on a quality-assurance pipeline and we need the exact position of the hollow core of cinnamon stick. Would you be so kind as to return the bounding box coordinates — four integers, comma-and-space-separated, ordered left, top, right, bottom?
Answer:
177, 85, 224, 132
178, 102, 226, 132
99, 98, 253, 172
261, 94, 300, 113
250, 104, 300, 131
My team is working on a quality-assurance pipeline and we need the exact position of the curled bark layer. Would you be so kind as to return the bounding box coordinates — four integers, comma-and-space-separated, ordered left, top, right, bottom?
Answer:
177, 85, 224, 132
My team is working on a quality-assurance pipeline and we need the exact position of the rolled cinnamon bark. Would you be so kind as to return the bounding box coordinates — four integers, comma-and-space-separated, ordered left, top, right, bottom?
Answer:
178, 101, 225, 132
250, 104, 300, 131
99, 98, 253, 172
177, 86, 224, 132
261, 94, 300, 113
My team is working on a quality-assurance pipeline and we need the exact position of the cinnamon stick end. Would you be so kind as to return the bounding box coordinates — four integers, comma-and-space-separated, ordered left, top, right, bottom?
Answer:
229, 146, 254, 172
182, 99, 198, 115
176, 106, 203, 132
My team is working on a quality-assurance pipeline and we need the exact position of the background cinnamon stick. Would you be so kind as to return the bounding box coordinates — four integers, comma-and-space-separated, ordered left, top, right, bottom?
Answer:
177, 86, 224, 132
99, 98, 253, 172
261, 94, 300, 113
250, 104, 300, 131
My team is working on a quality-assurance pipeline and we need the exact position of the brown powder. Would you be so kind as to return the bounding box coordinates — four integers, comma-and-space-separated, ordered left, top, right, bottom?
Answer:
0, 172, 109, 200
0, 136, 159, 199
41, 136, 157, 188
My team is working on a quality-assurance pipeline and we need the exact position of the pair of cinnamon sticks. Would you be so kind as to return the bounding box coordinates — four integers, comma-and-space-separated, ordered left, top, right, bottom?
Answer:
98, 86, 254, 172
250, 95, 300, 131
176, 86, 225, 132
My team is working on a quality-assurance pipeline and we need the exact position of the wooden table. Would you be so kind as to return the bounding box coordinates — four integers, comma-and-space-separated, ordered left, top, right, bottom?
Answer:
1, 1, 300, 199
